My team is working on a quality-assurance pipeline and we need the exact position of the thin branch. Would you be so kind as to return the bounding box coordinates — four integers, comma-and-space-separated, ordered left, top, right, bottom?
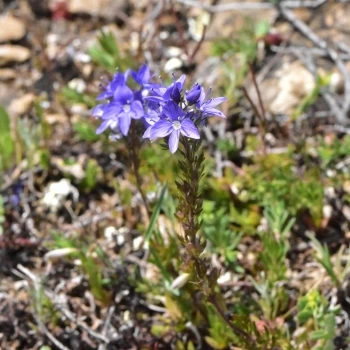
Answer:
270, 45, 350, 61
208, 294, 253, 346
177, 0, 327, 12
249, 63, 267, 133
242, 86, 267, 155
189, 24, 208, 63
278, 4, 350, 124
293, 48, 345, 124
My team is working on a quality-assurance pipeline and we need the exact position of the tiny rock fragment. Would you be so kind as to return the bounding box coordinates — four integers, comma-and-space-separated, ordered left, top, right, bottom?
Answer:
67, 0, 129, 19
0, 45, 31, 66
8, 93, 35, 116
133, 236, 145, 250
343, 181, 350, 195
0, 16, 26, 43
170, 273, 190, 290
217, 272, 234, 285
45, 113, 68, 124
44, 247, 77, 262
343, 206, 350, 222
164, 57, 183, 73
0, 68, 16, 81
42, 179, 79, 212
51, 157, 85, 180
259, 60, 315, 114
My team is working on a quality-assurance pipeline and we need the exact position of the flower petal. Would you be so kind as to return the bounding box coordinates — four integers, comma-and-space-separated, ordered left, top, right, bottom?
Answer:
96, 91, 112, 100
119, 113, 131, 136
91, 104, 106, 117
202, 97, 227, 108
150, 120, 172, 140
202, 108, 226, 118
131, 100, 145, 119
96, 120, 113, 134
114, 85, 134, 104
162, 101, 185, 121
101, 103, 123, 119
169, 130, 180, 153
143, 95, 165, 104
176, 74, 186, 89
142, 125, 153, 139
180, 119, 200, 139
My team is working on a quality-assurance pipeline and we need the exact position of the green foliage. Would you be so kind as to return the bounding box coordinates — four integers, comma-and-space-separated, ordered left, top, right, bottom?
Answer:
0, 106, 14, 171
296, 290, 339, 349
0, 196, 4, 236
29, 284, 60, 326
140, 144, 178, 189
307, 232, 341, 289
251, 203, 293, 320
205, 305, 237, 349
0, 103, 51, 173
81, 159, 102, 191
144, 185, 168, 244
49, 232, 111, 305
264, 201, 295, 240
292, 73, 331, 120
317, 135, 350, 169
211, 18, 269, 62
88, 30, 131, 72
61, 86, 96, 108
237, 152, 324, 224
73, 119, 100, 142
211, 18, 270, 106
201, 200, 244, 268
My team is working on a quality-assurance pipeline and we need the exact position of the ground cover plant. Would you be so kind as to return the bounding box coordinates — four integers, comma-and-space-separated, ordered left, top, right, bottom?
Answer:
2, 0, 350, 349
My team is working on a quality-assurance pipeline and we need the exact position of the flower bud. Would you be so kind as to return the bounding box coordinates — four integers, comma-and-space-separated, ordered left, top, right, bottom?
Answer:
185, 83, 202, 105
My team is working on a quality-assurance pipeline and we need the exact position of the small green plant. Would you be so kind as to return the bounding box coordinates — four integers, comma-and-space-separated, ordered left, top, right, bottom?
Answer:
73, 119, 101, 142
236, 152, 324, 225
251, 202, 294, 320
88, 30, 131, 72
292, 73, 331, 120
0, 196, 4, 236
306, 232, 350, 290
49, 232, 112, 305
80, 159, 102, 191
317, 134, 350, 169
211, 18, 270, 106
61, 87, 96, 108
0, 106, 14, 171
296, 290, 339, 349
201, 200, 244, 269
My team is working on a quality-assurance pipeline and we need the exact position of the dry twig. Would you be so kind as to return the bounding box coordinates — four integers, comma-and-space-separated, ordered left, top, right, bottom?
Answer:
177, 0, 327, 12
278, 5, 350, 124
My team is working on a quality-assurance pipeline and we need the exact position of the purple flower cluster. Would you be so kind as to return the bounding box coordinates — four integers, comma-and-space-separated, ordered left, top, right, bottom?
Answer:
92, 64, 227, 153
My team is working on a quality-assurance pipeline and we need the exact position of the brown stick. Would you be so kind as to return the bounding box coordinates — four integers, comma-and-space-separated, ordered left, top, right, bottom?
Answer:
208, 294, 254, 346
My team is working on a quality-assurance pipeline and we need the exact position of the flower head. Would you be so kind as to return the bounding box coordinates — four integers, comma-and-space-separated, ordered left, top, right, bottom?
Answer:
145, 101, 200, 153
92, 65, 227, 152
94, 85, 145, 136
96, 71, 129, 100
131, 64, 151, 86
145, 74, 186, 105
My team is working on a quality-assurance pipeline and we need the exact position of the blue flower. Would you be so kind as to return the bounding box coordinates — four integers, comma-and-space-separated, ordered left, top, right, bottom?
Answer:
131, 64, 151, 86
96, 71, 129, 100
196, 87, 227, 118
185, 83, 202, 105
145, 101, 200, 153
94, 85, 144, 136
145, 74, 186, 105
